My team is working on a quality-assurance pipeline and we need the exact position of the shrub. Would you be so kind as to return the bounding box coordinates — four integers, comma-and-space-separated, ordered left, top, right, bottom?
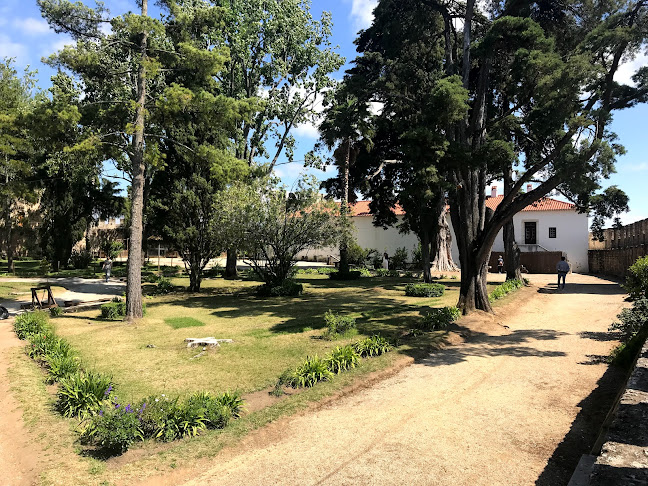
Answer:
354, 335, 392, 357
375, 268, 399, 277
81, 401, 144, 454
391, 247, 409, 270
419, 306, 461, 331
101, 301, 126, 320
326, 346, 360, 374
144, 273, 160, 283
56, 371, 112, 418
186, 391, 234, 429
27, 331, 72, 361
405, 283, 445, 297
69, 250, 93, 269
14, 311, 49, 339
625, 256, 648, 300
161, 265, 180, 277
370, 252, 383, 269
155, 278, 175, 294
290, 356, 334, 387
50, 306, 63, 317
358, 267, 373, 277
203, 265, 223, 278
44, 353, 80, 383
347, 241, 378, 267
317, 267, 337, 275
328, 270, 362, 280
488, 278, 524, 302
323, 310, 357, 339
610, 298, 648, 341
412, 243, 422, 268
214, 391, 244, 419
257, 280, 303, 297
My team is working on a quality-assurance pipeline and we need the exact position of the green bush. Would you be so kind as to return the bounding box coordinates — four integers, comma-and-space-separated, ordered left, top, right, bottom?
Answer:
323, 310, 357, 339
358, 267, 373, 277
488, 278, 524, 302
328, 270, 362, 280
44, 353, 80, 383
81, 401, 144, 454
354, 335, 392, 357
27, 331, 72, 361
203, 265, 223, 278
186, 391, 234, 429
391, 247, 409, 270
290, 356, 334, 387
405, 283, 445, 297
14, 311, 49, 340
214, 391, 244, 419
625, 256, 648, 300
144, 273, 160, 283
419, 306, 461, 331
257, 280, 304, 297
375, 268, 399, 277
49, 306, 63, 317
610, 298, 648, 341
326, 346, 360, 374
56, 371, 113, 418
69, 250, 93, 269
101, 300, 126, 319
412, 243, 422, 268
161, 265, 180, 277
155, 278, 175, 294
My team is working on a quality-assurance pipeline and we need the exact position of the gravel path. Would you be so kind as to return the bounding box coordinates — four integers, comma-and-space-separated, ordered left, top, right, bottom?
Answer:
147, 274, 628, 486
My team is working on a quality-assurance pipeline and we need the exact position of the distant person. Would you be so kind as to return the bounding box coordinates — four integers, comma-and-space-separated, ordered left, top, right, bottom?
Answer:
497, 255, 504, 274
556, 256, 570, 289
102, 256, 113, 283
382, 252, 389, 270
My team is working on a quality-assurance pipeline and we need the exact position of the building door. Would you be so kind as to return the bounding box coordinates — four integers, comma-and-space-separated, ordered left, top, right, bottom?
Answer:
525, 222, 537, 244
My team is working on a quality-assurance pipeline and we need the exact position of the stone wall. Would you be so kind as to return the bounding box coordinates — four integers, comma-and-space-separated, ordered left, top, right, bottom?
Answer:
588, 245, 648, 278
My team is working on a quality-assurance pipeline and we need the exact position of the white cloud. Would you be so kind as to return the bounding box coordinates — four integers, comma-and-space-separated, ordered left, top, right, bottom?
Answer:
0, 34, 27, 60
293, 122, 320, 139
13, 17, 52, 35
627, 162, 648, 171
349, 0, 377, 31
615, 51, 648, 86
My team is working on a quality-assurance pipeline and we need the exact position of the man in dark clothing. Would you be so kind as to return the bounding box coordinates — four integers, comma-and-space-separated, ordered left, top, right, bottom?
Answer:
556, 256, 570, 289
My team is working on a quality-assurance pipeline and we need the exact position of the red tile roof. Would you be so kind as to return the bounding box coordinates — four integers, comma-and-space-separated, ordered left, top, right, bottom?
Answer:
348, 195, 574, 217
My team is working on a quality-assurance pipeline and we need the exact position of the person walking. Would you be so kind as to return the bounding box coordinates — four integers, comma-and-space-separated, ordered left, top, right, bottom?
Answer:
102, 256, 113, 283
382, 252, 389, 270
556, 256, 570, 289
497, 255, 504, 274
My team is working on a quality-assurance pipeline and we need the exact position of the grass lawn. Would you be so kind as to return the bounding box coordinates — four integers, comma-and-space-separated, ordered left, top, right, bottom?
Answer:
7, 272, 507, 484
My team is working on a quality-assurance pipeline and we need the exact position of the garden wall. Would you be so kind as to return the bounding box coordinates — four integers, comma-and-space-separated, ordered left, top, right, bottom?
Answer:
488, 251, 563, 273
589, 245, 648, 278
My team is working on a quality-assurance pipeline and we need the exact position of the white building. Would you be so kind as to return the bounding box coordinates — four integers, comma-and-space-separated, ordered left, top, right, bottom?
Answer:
298, 186, 589, 272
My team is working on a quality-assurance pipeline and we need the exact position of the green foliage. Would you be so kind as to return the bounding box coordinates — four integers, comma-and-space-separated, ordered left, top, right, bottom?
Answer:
405, 283, 445, 297
155, 278, 175, 294
161, 266, 180, 277
322, 310, 357, 339
625, 256, 648, 300
257, 280, 304, 297
610, 327, 648, 369
358, 267, 373, 277
165, 317, 205, 330
214, 391, 244, 419
354, 335, 392, 357
81, 401, 143, 454
186, 392, 233, 429
99, 239, 123, 261
345, 241, 378, 267
610, 298, 648, 341
328, 270, 362, 280
375, 268, 399, 277
50, 306, 63, 317
56, 371, 112, 419
589, 186, 629, 241
13, 311, 49, 339
101, 301, 126, 320
488, 279, 524, 302
26, 330, 71, 362
325, 346, 360, 374
44, 353, 80, 383
391, 247, 409, 270
290, 356, 334, 388
69, 250, 92, 269
419, 306, 461, 331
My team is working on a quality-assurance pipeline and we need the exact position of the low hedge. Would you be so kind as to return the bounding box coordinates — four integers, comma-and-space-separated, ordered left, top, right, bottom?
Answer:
328, 270, 362, 280
257, 280, 304, 297
405, 283, 445, 298
419, 306, 461, 330
488, 278, 524, 302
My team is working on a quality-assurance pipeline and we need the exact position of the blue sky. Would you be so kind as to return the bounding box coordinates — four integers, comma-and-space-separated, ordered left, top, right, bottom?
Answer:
3, 0, 647, 225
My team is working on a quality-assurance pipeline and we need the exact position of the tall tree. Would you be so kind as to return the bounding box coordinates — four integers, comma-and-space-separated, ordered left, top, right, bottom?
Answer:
212, 0, 344, 278
38, 0, 236, 318
0, 59, 38, 273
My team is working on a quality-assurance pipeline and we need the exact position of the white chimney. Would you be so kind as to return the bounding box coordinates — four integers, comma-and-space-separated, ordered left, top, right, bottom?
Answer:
491, 185, 497, 198
527, 183, 532, 193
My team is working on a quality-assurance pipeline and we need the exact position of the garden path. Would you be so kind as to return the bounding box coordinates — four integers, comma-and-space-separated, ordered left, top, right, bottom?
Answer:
144, 274, 628, 486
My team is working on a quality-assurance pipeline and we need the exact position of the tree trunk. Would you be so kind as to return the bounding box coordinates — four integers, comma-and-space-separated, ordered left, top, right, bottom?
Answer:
189, 266, 201, 292
339, 138, 351, 274
4, 171, 14, 273
430, 193, 458, 273
225, 248, 237, 279
457, 253, 492, 313
421, 228, 432, 283
125, 0, 148, 321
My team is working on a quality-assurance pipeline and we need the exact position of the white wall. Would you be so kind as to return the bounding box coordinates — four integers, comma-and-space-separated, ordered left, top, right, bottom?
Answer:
483, 210, 589, 272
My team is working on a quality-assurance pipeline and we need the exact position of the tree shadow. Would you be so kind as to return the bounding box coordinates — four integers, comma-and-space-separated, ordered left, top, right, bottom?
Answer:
537, 282, 626, 296
579, 330, 622, 342
534, 364, 627, 485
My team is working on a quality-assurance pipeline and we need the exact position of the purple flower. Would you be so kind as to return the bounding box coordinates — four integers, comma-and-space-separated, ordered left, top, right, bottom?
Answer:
125, 404, 132, 413
99, 410, 104, 416
115, 403, 120, 409
104, 385, 113, 396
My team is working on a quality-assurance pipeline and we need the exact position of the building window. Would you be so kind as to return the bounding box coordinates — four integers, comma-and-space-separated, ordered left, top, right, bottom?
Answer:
549, 227, 557, 238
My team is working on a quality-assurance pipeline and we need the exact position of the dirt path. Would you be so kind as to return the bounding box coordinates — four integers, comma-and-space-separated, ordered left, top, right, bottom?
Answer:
0, 319, 43, 486
142, 274, 628, 486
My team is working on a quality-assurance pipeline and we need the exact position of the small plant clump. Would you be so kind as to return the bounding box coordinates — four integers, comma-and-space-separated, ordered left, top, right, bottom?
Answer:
405, 283, 445, 298
49, 306, 64, 317
13, 311, 49, 339
625, 255, 648, 300
375, 268, 399, 277
488, 278, 524, 302
155, 278, 175, 294
325, 345, 360, 374
322, 310, 357, 339
354, 335, 392, 357
257, 280, 304, 297
290, 356, 334, 387
610, 298, 648, 340
56, 371, 113, 418
328, 270, 362, 280
101, 298, 146, 319
419, 306, 461, 331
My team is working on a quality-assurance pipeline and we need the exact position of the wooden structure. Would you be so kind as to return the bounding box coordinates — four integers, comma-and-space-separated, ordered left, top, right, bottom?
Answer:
31, 285, 58, 310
